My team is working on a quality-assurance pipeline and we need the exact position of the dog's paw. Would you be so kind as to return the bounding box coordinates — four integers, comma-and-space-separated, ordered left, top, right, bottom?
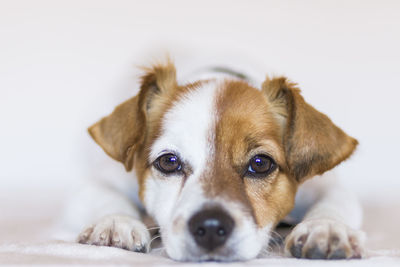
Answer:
285, 219, 365, 259
77, 214, 151, 253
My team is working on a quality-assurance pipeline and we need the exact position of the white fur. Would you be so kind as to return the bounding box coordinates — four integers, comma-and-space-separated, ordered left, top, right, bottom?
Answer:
294, 172, 362, 228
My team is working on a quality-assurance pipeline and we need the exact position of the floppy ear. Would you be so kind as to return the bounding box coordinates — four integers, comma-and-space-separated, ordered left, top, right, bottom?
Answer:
88, 61, 177, 171
262, 77, 358, 182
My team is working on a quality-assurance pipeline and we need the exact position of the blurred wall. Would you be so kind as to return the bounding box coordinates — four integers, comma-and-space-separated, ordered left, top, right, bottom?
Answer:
1, 0, 399, 201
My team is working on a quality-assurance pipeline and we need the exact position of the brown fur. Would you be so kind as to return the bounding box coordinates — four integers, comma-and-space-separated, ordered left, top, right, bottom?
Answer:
200, 80, 296, 227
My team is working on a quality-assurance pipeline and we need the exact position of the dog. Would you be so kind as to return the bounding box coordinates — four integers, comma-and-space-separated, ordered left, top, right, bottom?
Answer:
76, 60, 365, 261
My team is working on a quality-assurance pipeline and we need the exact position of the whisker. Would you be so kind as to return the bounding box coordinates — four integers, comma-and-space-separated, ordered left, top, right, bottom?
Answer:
268, 230, 285, 255
257, 230, 285, 258
270, 229, 283, 241
146, 226, 162, 231
149, 235, 161, 248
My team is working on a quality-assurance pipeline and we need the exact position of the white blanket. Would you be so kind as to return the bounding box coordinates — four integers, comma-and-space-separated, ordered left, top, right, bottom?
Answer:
1, 241, 399, 266
0, 192, 399, 266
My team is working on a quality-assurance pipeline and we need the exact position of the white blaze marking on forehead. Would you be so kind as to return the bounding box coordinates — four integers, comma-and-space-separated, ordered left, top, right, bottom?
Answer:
150, 80, 220, 174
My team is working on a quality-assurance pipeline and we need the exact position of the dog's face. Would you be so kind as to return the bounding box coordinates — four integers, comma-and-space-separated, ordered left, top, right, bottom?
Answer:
89, 62, 357, 261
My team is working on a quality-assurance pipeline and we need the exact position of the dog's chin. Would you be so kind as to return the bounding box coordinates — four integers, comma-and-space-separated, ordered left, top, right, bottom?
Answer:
163, 227, 271, 262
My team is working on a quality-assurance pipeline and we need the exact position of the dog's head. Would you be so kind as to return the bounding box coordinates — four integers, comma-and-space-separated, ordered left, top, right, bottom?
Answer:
88, 61, 357, 261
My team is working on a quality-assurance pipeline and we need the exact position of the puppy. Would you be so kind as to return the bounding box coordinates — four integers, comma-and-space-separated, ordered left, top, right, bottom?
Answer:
77, 60, 364, 261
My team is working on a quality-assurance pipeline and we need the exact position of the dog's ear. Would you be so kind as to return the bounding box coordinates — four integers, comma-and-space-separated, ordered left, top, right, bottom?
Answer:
262, 77, 358, 182
88, 61, 177, 171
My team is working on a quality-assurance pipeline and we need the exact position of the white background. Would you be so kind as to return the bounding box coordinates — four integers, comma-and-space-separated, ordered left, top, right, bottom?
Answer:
1, 0, 400, 203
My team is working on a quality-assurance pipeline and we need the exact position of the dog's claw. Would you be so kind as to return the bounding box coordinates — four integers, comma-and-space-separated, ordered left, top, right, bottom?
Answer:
328, 249, 347, 259
305, 246, 326, 259
77, 226, 94, 243
134, 245, 148, 253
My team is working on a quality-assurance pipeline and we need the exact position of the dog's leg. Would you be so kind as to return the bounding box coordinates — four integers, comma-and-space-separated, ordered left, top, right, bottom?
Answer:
285, 174, 365, 259
63, 181, 151, 252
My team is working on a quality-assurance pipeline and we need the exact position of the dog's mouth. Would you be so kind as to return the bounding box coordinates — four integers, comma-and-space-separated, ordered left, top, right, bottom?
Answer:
167, 231, 268, 262
175, 240, 246, 262
186, 252, 237, 262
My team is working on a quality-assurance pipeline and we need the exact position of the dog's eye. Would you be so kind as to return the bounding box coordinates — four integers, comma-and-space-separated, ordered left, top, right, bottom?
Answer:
154, 153, 182, 174
246, 155, 277, 178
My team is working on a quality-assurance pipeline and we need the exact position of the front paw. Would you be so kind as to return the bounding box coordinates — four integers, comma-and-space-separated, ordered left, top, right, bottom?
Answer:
77, 214, 151, 253
285, 219, 365, 259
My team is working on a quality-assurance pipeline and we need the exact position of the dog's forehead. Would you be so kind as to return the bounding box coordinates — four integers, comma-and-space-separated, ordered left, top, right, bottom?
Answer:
215, 80, 281, 150
150, 79, 219, 171
150, 78, 278, 170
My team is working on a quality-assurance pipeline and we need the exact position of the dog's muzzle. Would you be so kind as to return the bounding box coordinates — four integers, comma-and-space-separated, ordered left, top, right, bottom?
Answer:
188, 207, 235, 252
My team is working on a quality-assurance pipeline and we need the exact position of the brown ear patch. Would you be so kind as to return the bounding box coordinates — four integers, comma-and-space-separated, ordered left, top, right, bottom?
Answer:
262, 77, 358, 182
88, 96, 143, 171
138, 61, 178, 112
88, 61, 178, 171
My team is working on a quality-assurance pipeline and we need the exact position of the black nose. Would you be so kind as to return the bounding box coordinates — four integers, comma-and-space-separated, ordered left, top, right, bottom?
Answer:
188, 208, 235, 251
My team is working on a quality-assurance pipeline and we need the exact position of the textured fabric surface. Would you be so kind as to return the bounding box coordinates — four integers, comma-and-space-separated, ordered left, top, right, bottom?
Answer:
0, 241, 399, 266
0, 191, 399, 266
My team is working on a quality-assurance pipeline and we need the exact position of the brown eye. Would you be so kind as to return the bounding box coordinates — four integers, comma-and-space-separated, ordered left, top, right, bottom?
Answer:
154, 153, 182, 174
246, 154, 277, 178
